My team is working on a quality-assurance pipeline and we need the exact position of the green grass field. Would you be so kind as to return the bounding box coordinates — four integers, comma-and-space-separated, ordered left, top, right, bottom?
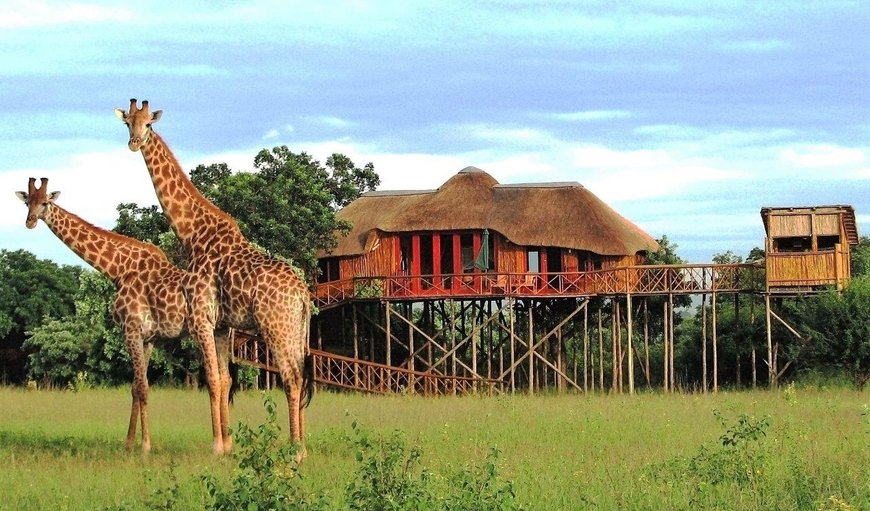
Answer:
1, 385, 867, 510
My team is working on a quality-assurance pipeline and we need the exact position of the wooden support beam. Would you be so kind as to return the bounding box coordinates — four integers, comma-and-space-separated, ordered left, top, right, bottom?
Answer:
712, 291, 718, 393
627, 293, 634, 395
765, 294, 775, 387
701, 293, 707, 393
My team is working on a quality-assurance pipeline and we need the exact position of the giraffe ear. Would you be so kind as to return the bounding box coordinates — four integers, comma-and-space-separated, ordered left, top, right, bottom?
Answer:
151, 110, 163, 123
15, 191, 27, 203
47, 191, 61, 202
114, 108, 127, 122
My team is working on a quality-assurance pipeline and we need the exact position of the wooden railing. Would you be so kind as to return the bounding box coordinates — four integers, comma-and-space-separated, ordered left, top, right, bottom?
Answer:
313, 263, 766, 308
233, 332, 503, 396
766, 249, 847, 290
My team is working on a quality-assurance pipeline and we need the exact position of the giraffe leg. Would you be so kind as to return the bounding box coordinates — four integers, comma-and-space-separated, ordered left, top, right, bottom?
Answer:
139, 342, 154, 453
215, 329, 233, 453
194, 326, 225, 455
255, 294, 308, 460
123, 328, 150, 452
125, 398, 139, 452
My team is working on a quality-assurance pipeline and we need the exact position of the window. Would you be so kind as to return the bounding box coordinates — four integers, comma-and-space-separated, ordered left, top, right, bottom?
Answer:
545, 247, 563, 273
817, 235, 840, 251
440, 234, 455, 274
316, 257, 340, 283
460, 233, 475, 273
773, 236, 812, 253
527, 249, 540, 273
399, 235, 413, 274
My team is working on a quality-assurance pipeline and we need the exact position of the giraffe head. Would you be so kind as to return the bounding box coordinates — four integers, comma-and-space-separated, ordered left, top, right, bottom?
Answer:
15, 177, 61, 229
115, 98, 163, 151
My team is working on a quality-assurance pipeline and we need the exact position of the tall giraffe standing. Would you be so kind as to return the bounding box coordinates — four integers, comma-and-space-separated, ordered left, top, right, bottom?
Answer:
115, 99, 312, 455
16, 177, 189, 453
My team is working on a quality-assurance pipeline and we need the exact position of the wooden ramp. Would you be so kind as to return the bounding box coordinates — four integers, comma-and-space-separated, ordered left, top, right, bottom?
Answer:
233, 331, 503, 396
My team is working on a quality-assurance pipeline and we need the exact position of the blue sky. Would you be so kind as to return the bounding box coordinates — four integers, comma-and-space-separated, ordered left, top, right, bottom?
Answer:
1, 0, 868, 266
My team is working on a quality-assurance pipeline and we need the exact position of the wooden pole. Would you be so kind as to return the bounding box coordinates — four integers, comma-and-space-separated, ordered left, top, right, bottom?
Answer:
712, 291, 718, 393
627, 293, 634, 395
509, 298, 516, 393
583, 301, 589, 392
643, 299, 650, 388
663, 299, 669, 392
766, 293, 774, 387
598, 304, 604, 391
450, 300, 462, 376
528, 300, 535, 395
611, 299, 618, 393
472, 302, 478, 379
385, 301, 392, 367
670, 293, 675, 391
701, 293, 707, 393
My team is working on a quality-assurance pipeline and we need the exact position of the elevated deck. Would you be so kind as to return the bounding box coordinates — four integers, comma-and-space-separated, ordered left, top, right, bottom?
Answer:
313, 263, 767, 309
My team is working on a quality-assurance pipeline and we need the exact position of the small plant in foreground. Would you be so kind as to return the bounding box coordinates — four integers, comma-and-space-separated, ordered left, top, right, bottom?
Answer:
651, 410, 772, 507
442, 447, 523, 511
344, 420, 524, 510
201, 392, 322, 510
345, 420, 432, 510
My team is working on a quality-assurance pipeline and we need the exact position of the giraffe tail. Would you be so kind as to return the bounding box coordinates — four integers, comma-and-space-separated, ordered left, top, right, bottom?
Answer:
302, 352, 314, 408
301, 297, 314, 408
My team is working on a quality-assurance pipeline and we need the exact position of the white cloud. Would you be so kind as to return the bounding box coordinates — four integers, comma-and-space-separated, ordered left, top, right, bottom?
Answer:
779, 144, 865, 168
308, 116, 357, 129
0, 149, 159, 229
545, 110, 632, 122
722, 39, 790, 53
0, 1, 132, 28
570, 145, 738, 201
464, 124, 557, 147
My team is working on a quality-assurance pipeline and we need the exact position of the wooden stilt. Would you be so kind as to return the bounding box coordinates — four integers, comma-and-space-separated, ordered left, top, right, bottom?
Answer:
627, 293, 634, 395
528, 300, 535, 395
385, 301, 392, 367
766, 293, 774, 387
509, 298, 516, 393
663, 299, 669, 392
598, 304, 604, 391
583, 302, 589, 392
643, 299, 650, 388
701, 293, 708, 393
712, 291, 718, 393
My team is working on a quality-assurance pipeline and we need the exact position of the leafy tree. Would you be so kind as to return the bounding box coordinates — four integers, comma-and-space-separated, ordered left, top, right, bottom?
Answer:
0, 250, 81, 382
22, 316, 101, 386
645, 235, 686, 266
851, 235, 870, 278
792, 276, 870, 389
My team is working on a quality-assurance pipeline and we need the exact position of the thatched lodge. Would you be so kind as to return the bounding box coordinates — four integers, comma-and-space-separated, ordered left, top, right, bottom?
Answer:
317, 167, 659, 296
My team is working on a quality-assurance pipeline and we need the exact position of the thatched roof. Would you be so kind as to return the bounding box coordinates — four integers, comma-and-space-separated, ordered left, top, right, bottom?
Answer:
328, 167, 660, 257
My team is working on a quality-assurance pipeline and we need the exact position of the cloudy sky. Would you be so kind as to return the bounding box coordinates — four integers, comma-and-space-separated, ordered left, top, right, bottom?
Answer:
1, 0, 868, 266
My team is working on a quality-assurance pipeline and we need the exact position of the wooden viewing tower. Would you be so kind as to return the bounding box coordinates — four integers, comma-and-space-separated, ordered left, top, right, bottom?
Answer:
235, 168, 859, 395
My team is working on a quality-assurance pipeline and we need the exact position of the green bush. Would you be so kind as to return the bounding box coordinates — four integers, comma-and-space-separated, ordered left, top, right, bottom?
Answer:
201, 393, 322, 510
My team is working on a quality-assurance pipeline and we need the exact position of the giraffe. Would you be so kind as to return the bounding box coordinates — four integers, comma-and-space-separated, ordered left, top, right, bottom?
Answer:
16, 177, 189, 453
115, 99, 312, 456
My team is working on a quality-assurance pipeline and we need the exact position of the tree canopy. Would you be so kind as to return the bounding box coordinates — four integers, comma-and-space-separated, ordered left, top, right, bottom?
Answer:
118, 148, 379, 278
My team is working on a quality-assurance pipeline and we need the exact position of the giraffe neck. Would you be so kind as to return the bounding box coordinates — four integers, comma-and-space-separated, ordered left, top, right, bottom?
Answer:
139, 131, 243, 254
42, 204, 162, 283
